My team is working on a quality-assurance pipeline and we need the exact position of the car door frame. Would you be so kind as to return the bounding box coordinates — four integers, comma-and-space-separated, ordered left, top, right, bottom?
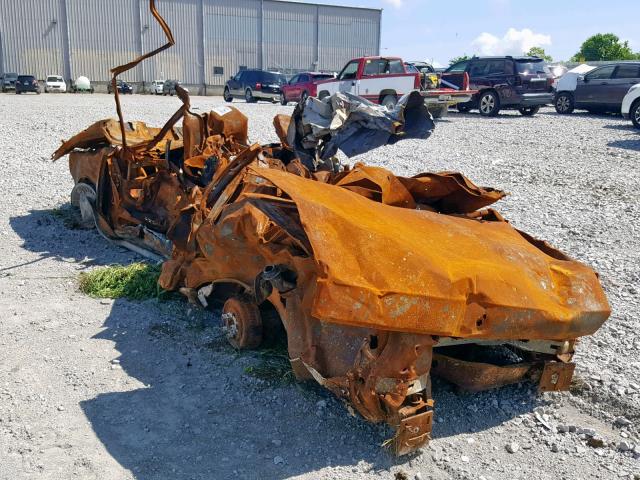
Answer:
608, 64, 640, 109
228, 71, 242, 96
297, 74, 310, 99
574, 65, 615, 107
336, 59, 361, 95
287, 74, 301, 101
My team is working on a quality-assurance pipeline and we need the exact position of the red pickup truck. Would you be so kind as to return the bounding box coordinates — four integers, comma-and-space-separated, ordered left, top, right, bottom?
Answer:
315, 56, 474, 115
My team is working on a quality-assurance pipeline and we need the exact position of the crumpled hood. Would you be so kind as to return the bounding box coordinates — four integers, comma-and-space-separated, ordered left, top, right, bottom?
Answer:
253, 168, 610, 341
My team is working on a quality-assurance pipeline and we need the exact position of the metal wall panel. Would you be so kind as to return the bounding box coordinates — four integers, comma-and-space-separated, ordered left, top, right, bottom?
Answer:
67, 0, 140, 82
0, 0, 65, 79
263, 1, 316, 73
140, 0, 201, 85
318, 5, 380, 72
0, 0, 381, 90
203, 0, 260, 87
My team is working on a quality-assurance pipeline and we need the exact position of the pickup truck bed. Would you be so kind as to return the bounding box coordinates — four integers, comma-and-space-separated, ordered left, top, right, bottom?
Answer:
316, 56, 475, 116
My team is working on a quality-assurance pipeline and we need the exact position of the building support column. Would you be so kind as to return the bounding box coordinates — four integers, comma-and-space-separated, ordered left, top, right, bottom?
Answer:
134, 0, 144, 88
197, 0, 205, 94
259, 0, 264, 70
314, 5, 319, 70
60, 0, 72, 83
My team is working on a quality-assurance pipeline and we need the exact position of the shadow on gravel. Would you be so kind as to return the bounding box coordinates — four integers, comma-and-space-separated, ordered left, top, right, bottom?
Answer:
602, 124, 639, 132
77, 302, 537, 480
8, 206, 137, 272
12, 206, 539, 478
78, 300, 396, 480
607, 139, 640, 151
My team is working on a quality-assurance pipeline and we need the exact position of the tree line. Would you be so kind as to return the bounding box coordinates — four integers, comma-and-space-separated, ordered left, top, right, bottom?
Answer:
449, 33, 640, 65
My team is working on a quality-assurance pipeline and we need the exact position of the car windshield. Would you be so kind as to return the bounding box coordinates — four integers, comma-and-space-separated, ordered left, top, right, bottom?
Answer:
18, 76, 34, 81
263, 72, 287, 84
5, 73, 18, 79
47, 76, 63, 82
516, 60, 549, 74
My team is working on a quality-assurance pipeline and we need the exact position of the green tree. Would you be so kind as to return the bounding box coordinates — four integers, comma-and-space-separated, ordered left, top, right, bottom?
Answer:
572, 33, 637, 61
525, 46, 553, 62
449, 55, 470, 65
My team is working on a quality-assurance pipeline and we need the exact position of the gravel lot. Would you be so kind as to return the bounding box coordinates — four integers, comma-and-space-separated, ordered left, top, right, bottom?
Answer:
0, 92, 639, 480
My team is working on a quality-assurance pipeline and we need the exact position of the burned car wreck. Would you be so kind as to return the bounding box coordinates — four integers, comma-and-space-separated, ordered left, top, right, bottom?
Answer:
53, 1, 610, 456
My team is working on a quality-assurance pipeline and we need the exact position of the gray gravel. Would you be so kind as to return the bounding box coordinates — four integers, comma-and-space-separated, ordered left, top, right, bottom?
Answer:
0, 92, 639, 480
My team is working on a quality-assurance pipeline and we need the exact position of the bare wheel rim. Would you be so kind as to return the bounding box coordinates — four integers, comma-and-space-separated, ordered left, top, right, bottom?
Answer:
222, 311, 239, 342
480, 94, 494, 113
558, 96, 570, 112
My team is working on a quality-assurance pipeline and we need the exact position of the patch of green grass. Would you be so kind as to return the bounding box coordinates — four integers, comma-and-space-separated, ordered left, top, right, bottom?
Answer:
79, 262, 165, 300
244, 345, 295, 386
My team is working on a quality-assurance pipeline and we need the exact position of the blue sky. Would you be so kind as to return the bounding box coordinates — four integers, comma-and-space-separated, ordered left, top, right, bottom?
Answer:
314, 0, 640, 66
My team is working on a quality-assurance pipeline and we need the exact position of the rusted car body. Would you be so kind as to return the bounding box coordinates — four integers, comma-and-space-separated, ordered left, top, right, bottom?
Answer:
53, 1, 610, 455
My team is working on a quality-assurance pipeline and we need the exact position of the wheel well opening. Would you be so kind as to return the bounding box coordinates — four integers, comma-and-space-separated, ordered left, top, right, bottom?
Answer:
258, 300, 287, 348
379, 90, 397, 101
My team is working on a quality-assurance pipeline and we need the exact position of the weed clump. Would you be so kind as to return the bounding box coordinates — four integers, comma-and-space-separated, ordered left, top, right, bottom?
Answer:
244, 345, 295, 386
79, 262, 163, 300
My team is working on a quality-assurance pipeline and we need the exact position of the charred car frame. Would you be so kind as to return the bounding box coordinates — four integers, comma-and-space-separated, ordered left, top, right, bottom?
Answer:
52, 1, 610, 456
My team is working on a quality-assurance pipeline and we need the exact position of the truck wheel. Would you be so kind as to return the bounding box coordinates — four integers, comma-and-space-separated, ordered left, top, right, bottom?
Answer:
300, 91, 309, 104
222, 295, 263, 350
245, 88, 255, 103
631, 99, 640, 129
279, 93, 287, 105
518, 106, 540, 116
478, 91, 500, 116
554, 92, 574, 114
318, 91, 329, 100
223, 87, 233, 102
381, 94, 397, 110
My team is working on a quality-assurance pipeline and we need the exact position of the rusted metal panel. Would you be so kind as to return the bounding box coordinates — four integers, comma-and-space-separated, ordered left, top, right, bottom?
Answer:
52, 1, 610, 456
0, 0, 66, 79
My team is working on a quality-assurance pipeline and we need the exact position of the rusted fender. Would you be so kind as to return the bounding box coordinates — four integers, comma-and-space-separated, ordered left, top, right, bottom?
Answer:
249, 167, 610, 341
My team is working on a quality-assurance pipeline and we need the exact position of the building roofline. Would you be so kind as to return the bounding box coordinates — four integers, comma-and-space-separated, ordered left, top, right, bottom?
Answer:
267, 0, 382, 14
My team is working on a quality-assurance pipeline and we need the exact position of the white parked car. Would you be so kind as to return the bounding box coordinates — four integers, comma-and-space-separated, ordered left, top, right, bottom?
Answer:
621, 83, 640, 129
150, 80, 164, 95
44, 75, 66, 93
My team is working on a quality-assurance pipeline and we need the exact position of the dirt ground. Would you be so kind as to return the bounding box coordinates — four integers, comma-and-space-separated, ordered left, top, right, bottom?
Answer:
0, 93, 639, 480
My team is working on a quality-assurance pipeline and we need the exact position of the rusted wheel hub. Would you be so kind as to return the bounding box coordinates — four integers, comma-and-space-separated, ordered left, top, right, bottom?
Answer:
70, 182, 96, 228
221, 295, 263, 349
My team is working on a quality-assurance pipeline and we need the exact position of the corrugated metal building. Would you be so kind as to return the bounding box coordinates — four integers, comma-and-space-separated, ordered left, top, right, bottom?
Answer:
0, 0, 381, 94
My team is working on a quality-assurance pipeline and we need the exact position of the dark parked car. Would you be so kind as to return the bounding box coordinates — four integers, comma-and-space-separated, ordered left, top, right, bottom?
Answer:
107, 79, 133, 94
280, 72, 334, 105
443, 56, 554, 116
1, 73, 18, 92
162, 79, 188, 96
554, 62, 640, 114
15, 75, 40, 94
224, 69, 287, 103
